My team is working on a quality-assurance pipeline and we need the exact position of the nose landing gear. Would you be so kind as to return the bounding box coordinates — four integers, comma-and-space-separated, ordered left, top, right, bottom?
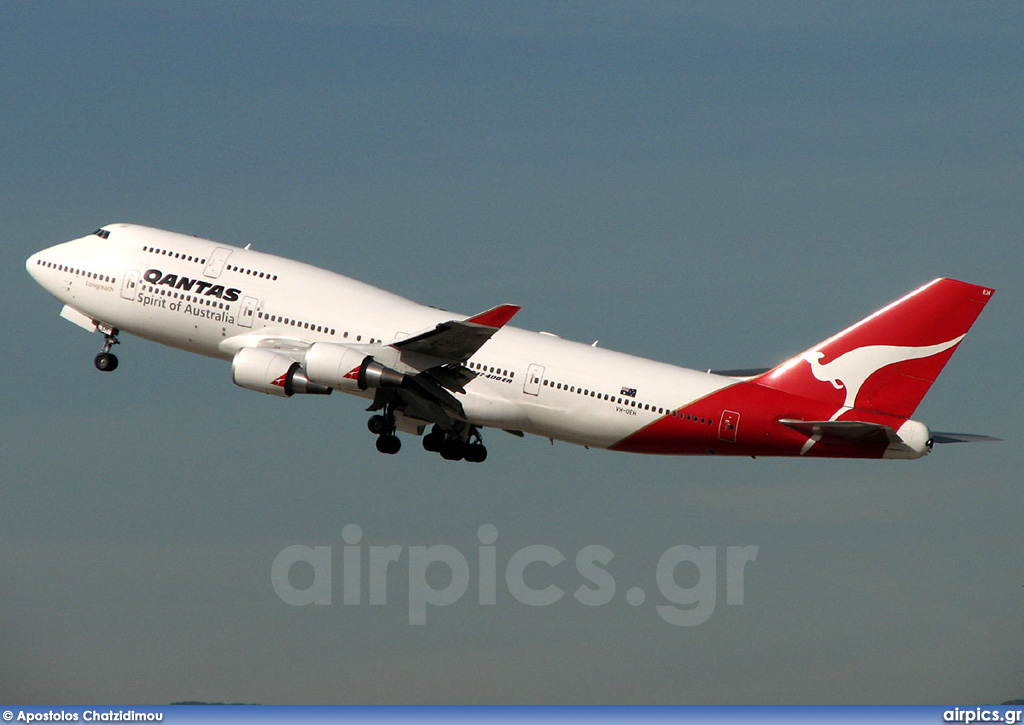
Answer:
94, 325, 120, 372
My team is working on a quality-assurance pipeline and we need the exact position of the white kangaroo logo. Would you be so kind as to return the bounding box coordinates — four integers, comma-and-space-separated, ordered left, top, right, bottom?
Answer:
801, 335, 965, 410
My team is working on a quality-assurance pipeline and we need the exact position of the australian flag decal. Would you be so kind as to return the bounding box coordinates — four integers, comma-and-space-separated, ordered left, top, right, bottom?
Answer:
620, 386, 637, 398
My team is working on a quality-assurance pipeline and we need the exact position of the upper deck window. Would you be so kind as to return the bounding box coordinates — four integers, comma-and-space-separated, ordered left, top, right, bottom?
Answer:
92, 229, 110, 239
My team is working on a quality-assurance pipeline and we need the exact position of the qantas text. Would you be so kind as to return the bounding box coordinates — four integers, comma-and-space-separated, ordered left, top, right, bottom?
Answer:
143, 268, 241, 301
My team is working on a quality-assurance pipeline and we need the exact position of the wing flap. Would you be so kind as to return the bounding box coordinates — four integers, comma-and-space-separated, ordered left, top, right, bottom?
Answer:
366, 370, 468, 431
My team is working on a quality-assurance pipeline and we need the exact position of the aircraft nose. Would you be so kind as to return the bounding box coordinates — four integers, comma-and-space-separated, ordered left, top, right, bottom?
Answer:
26, 241, 71, 285
26, 238, 80, 282
26, 251, 42, 280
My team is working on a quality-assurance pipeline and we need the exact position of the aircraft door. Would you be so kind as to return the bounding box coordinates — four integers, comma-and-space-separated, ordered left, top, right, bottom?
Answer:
238, 296, 259, 329
524, 363, 545, 396
121, 270, 140, 301
204, 247, 233, 278
719, 410, 739, 443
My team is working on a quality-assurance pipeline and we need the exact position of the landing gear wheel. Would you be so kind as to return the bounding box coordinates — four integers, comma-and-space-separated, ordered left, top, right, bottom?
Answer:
440, 440, 465, 461
463, 444, 487, 463
367, 414, 395, 435
94, 324, 121, 371
422, 428, 445, 452
376, 434, 401, 455
94, 352, 119, 372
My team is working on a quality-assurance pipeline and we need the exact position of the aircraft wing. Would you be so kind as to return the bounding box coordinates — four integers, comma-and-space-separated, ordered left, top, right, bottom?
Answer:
361, 305, 521, 433
225, 305, 520, 432
391, 304, 521, 362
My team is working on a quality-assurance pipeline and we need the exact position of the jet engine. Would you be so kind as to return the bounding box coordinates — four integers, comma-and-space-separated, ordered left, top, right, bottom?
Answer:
231, 347, 332, 397
303, 342, 406, 390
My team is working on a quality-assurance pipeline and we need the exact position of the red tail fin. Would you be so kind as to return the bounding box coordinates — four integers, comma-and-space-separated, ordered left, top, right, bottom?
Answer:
758, 278, 994, 418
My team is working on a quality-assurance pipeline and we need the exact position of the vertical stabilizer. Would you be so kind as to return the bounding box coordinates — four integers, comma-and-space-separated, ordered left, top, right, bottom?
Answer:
758, 278, 994, 418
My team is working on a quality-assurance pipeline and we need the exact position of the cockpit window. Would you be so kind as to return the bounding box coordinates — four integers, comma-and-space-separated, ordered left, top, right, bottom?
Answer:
92, 229, 110, 239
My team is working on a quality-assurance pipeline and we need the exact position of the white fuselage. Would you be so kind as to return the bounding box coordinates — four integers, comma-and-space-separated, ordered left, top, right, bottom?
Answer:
27, 224, 733, 451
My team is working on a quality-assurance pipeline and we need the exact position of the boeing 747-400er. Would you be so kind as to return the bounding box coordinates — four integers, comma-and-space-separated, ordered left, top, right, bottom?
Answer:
27, 224, 998, 462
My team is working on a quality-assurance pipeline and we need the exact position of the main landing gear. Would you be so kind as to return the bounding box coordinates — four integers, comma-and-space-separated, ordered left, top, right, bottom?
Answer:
365, 413, 487, 462
367, 410, 401, 455
94, 325, 120, 372
422, 425, 487, 463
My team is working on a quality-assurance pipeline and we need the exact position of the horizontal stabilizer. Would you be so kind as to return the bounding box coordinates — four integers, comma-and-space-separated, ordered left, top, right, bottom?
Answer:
930, 432, 1003, 444
779, 418, 898, 445
710, 367, 772, 378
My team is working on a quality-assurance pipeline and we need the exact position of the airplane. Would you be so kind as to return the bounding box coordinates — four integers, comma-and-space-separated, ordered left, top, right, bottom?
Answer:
26, 223, 998, 462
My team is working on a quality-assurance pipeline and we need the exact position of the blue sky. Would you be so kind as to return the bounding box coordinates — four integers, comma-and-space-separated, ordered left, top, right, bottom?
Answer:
2, 2, 1021, 705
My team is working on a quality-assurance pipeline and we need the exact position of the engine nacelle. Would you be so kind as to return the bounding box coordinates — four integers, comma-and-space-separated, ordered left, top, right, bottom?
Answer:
882, 419, 932, 459
304, 342, 406, 391
232, 347, 332, 398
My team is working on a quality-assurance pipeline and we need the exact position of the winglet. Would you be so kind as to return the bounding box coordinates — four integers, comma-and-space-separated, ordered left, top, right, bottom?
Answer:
465, 304, 521, 328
